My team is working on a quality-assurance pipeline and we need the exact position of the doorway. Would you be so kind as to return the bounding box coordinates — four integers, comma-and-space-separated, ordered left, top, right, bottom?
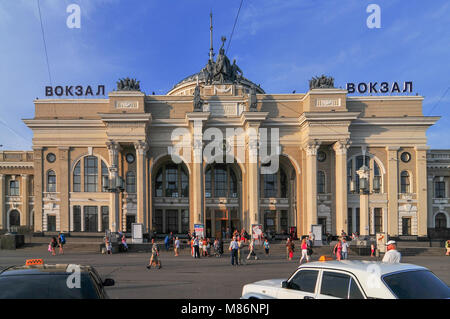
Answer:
47, 215, 56, 232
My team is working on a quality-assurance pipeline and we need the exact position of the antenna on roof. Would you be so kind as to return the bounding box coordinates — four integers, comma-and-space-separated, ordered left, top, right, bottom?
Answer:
209, 10, 214, 61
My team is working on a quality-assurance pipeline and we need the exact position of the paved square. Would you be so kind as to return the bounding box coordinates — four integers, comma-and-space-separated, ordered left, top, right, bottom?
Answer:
1, 245, 449, 299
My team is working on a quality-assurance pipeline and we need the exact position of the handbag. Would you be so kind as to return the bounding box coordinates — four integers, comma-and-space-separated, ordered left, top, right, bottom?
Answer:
48, 244, 52, 252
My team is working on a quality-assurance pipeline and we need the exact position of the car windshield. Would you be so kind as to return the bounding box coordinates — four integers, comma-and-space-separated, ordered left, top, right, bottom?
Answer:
383, 270, 450, 299
0, 273, 99, 299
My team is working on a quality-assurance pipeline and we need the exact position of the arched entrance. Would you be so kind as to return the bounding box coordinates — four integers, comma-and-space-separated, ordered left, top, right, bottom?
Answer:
151, 155, 190, 235
204, 162, 242, 239
259, 155, 297, 236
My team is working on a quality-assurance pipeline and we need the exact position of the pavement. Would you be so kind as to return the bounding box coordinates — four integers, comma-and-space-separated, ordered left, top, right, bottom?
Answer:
1, 244, 449, 299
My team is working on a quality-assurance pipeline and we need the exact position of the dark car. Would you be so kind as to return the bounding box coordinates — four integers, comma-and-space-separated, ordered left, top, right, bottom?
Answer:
0, 259, 115, 299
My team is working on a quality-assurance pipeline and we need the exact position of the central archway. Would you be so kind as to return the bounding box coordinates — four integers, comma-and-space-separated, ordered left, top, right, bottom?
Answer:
204, 160, 243, 239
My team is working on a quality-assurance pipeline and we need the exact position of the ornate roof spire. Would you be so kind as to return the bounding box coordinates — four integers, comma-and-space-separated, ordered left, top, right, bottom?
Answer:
209, 11, 214, 62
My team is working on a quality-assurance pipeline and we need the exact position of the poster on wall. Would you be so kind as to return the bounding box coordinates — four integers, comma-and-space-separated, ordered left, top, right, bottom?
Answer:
376, 232, 386, 253
132, 223, 143, 244
311, 224, 323, 246
251, 224, 263, 245
194, 224, 204, 239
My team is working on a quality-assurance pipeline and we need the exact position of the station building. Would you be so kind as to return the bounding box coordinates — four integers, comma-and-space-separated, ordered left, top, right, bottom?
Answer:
0, 53, 447, 240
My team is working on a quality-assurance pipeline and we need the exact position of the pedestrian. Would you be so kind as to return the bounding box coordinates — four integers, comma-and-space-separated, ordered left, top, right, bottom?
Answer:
49, 237, 57, 256
58, 233, 65, 255
299, 238, 310, 264
202, 238, 208, 256
206, 238, 211, 256
238, 238, 246, 265
246, 239, 258, 260
121, 234, 128, 252
382, 240, 401, 263
229, 237, 239, 266
309, 232, 315, 248
370, 244, 375, 257
218, 238, 224, 257
333, 240, 342, 261
287, 239, 294, 260
446, 240, 450, 256
174, 237, 180, 256
214, 238, 219, 257
193, 236, 200, 258
263, 239, 270, 255
285, 238, 291, 259
105, 237, 112, 255
164, 235, 170, 251
341, 239, 349, 260
147, 239, 162, 269
199, 237, 204, 256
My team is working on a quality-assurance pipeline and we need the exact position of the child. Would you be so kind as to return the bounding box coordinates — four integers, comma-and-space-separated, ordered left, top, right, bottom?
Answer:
263, 239, 270, 255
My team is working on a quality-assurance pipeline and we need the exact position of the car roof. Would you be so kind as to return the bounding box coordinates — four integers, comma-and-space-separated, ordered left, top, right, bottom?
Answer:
0, 264, 93, 276
298, 260, 426, 276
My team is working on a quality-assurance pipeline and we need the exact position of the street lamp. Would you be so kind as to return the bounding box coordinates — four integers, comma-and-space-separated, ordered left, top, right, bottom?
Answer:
102, 174, 125, 240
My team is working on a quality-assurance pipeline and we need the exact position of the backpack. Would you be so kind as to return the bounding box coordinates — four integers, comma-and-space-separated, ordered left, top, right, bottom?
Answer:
60, 234, 66, 244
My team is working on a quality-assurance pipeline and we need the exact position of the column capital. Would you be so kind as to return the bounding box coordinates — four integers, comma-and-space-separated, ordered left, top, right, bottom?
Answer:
134, 140, 148, 156
333, 139, 350, 155
106, 139, 121, 151
303, 140, 320, 156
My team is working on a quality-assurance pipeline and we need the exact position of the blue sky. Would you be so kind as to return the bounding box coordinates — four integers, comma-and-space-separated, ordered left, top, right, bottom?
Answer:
0, 0, 449, 150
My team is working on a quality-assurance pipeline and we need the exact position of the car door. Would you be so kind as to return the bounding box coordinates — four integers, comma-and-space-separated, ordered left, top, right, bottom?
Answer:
316, 270, 365, 299
276, 269, 319, 299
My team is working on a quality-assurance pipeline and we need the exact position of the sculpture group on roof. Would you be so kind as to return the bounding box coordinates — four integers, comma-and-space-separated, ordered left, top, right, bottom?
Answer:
309, 75, 335, 90
116, 77, 141, 91
201, 36, 243, 85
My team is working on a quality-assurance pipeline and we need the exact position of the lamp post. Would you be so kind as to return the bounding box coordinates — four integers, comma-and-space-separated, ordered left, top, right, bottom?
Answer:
102, 174, 125, 237
357, 165, 370, 237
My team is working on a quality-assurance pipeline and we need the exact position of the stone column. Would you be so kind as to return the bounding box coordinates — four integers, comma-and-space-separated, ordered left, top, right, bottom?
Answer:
134, 140, 148, 232
247, 126, 259, 228
58, 147, 70, 233
21, 174, 29, 227
33, 147, 44, 232
106, 140, 121, 232
333, 140, 349, 235
427, 174, 434, 230
386, 146, 399, 236
415, 146, 429, 236
0, 174, 5, 230
304, 140, 320, 233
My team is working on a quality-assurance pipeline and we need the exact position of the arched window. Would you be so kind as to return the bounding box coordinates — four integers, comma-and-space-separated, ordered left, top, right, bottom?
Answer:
262, 166, 288, 198
73, 161, 81, 192
205, 167, 212, 198
126, 171, 136, 193
205, 164, 239, 198
400, 171, 410, 193
9, 210, 20, 227
317, 171, 326, 194
347, 155, 383, 194
154, 162, 189, 198
435, 213, 447, 229
101, 161, 109, 192
214, 165, 227, 197
84, 156, 98, 192
47, 170, 56, 192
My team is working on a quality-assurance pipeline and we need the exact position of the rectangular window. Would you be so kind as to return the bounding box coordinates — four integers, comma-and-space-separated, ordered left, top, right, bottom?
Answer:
101, 206, 109, 232
101, 162, 109, 193
347, 208, 353, 235
280, 210, 288, 234
264, 174, 277, 198
214, 168, 227, 197
181, 209, 189, 233
374, 208, 383, 233
166, 209, 178, 234
402, 217, 411, 235
153, 209, 163, 233
435, 181, 445, 198
264, 210, 276, 233
356, 208, 360, 235
84, 157, 98, 192
166, 166, 178, 197
73, 206, 81, 232
9, 180, 20, 196
84, 206, 98, 232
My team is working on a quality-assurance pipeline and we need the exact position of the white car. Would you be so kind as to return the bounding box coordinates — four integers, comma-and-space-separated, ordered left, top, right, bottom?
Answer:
241, 259, 450, 299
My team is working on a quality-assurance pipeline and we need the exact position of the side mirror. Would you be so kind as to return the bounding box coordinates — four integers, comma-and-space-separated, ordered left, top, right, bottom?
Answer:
281, 281, 289, 289
103, 278, 115, 287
